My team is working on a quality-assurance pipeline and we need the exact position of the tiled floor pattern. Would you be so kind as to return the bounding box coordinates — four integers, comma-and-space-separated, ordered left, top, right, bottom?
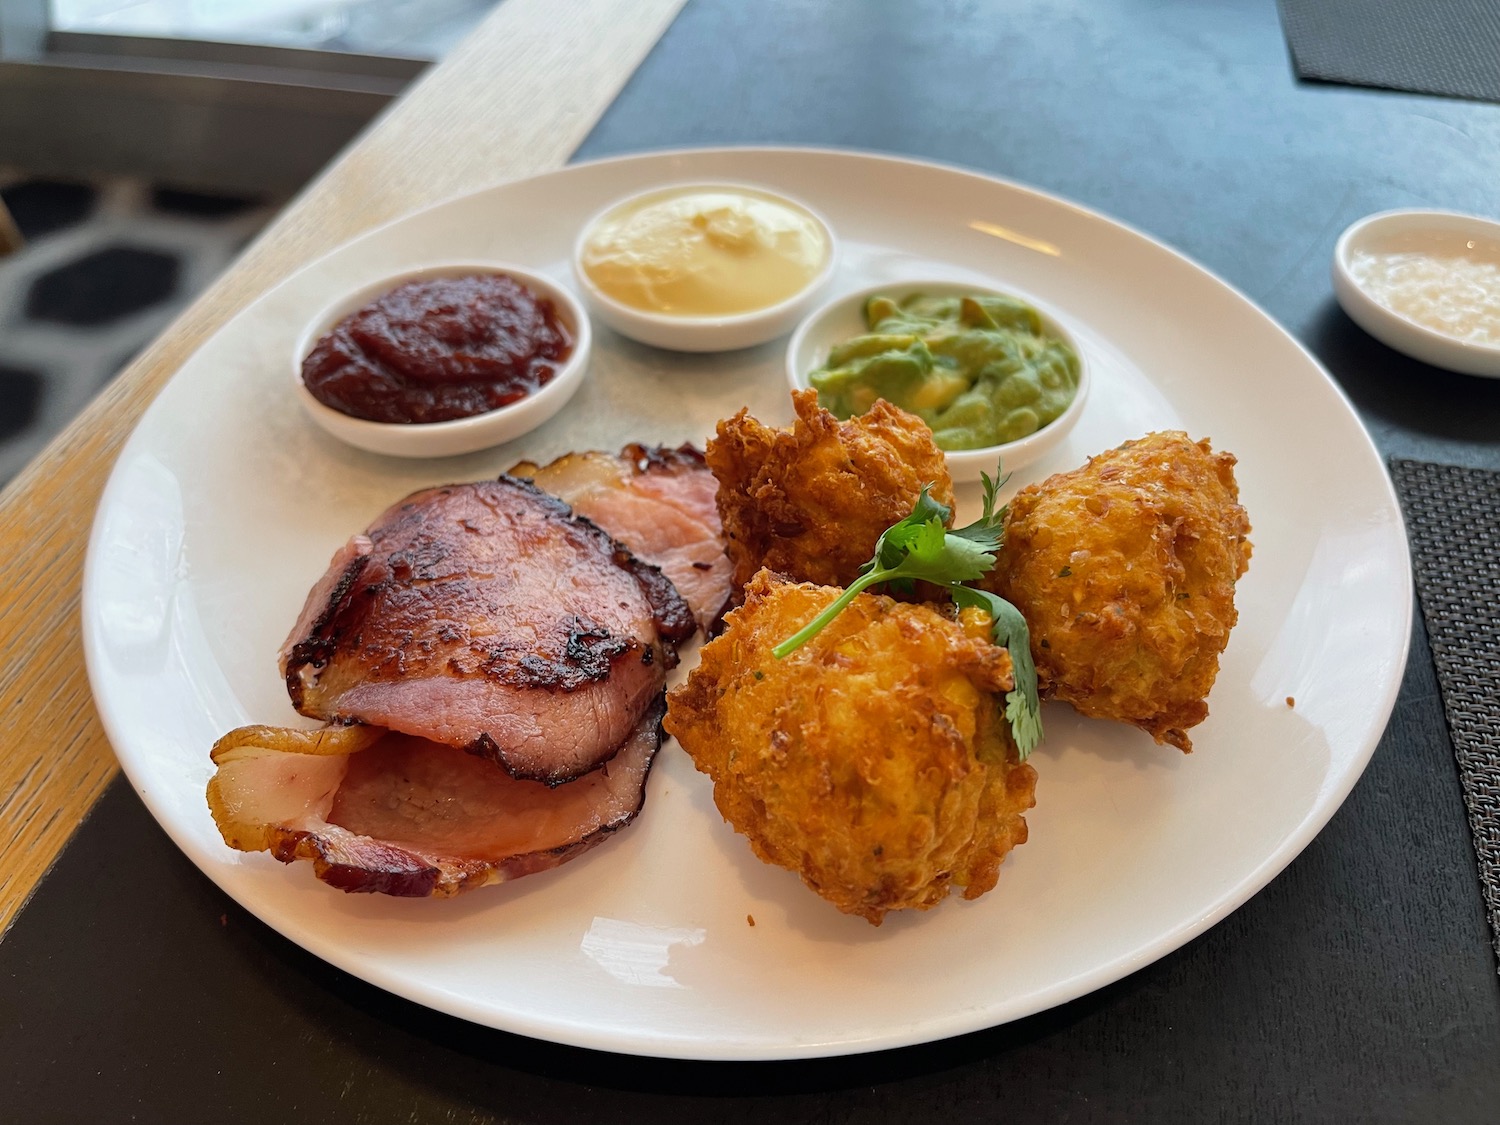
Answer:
0, 174, 281, 486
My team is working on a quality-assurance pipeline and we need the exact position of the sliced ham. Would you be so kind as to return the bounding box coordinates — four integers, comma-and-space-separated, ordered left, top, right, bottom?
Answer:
210, 448, 725, 900
206, 702, 663, 898
280, 476, 693, 784
508, 444, 732, 633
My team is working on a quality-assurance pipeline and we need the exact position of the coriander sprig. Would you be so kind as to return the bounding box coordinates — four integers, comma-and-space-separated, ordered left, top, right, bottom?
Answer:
771, 472, 1043, 758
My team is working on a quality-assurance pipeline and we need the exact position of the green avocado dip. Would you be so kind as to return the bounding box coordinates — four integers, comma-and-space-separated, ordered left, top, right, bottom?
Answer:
809, 292, 1080, 450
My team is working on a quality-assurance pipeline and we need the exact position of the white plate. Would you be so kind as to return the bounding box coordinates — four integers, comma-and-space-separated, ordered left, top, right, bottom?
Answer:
82, 147, 1412, 1061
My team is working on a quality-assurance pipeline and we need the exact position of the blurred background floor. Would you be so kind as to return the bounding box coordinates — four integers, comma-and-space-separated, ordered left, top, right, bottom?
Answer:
0, 173, 282, 485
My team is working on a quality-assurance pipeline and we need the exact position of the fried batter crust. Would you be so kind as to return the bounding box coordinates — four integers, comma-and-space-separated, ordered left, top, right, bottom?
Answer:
664, 571, 1036, 925
706, 389, 955, 597
986, 431, 1252, 751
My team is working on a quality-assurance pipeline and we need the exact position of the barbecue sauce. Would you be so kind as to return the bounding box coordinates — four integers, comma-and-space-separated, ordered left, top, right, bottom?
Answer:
302, 274, 573, 424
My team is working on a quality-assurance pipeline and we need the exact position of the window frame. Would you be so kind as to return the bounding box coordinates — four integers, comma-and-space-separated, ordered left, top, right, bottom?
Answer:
0, 3, 427, 193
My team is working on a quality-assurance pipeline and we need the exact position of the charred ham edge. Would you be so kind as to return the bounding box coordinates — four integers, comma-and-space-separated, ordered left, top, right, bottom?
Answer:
623, 442, 707, 474
279, 476, 691, 785
278, 535, 373, 688
205, 700, 665, 898
612, 541, 696, 645
508, 443, 732, 633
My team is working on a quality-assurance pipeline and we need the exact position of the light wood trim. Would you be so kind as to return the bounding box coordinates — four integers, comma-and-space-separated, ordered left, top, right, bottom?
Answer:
0, 0, 687, 938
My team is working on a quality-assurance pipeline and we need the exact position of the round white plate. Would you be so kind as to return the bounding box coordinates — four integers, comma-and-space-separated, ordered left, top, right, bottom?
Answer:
82, 148, 1411, 1061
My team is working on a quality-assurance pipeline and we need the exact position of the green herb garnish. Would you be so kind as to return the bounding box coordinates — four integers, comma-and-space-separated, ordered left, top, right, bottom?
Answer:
771, 471, 1043, 758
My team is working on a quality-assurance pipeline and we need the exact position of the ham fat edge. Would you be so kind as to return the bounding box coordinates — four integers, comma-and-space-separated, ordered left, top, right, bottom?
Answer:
207, 701, 665, 898
508, 443, 733, 634
208, 459, 723, 898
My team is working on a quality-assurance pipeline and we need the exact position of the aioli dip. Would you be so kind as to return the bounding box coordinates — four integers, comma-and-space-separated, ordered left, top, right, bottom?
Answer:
579, 186, 830, 318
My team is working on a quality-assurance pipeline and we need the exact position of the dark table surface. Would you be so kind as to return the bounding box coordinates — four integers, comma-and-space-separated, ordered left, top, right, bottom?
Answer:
6, 1, 1500, 1121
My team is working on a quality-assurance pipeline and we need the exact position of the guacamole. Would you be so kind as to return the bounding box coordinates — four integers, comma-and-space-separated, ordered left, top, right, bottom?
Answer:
809, 292, 1079, 450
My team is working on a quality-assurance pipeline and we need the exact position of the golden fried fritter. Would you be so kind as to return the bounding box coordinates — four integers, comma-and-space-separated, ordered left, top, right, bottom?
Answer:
984, 431, 1252, 751
664, 570, 1037, 925
707, 389, 955, 597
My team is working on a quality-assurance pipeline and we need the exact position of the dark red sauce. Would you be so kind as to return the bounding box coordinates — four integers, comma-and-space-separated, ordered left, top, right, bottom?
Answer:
302, 274, 574, 424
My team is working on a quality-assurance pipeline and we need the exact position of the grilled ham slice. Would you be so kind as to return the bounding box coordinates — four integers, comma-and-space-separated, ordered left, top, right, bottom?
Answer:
279, 476, 693, 784
509, 444, 732, 633
206, 702, 663, 897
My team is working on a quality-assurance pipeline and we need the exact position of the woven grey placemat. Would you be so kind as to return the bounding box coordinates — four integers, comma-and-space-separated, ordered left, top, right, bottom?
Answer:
1389, 459, 1500, 969
1278, 0, 1500, 104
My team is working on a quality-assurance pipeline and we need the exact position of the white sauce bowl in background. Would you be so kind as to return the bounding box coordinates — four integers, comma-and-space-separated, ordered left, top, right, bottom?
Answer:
1332, 208, 1500, 378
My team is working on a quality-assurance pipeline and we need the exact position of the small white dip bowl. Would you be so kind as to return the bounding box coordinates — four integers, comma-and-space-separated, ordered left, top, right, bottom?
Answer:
572, 182, 837, 353
1332, 208, 1500, 379
293, 262, 592, 458
785, 280, 1090, 481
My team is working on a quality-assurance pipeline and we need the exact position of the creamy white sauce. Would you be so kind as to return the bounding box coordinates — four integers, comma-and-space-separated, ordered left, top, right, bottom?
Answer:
1350, 246, 1500, 346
